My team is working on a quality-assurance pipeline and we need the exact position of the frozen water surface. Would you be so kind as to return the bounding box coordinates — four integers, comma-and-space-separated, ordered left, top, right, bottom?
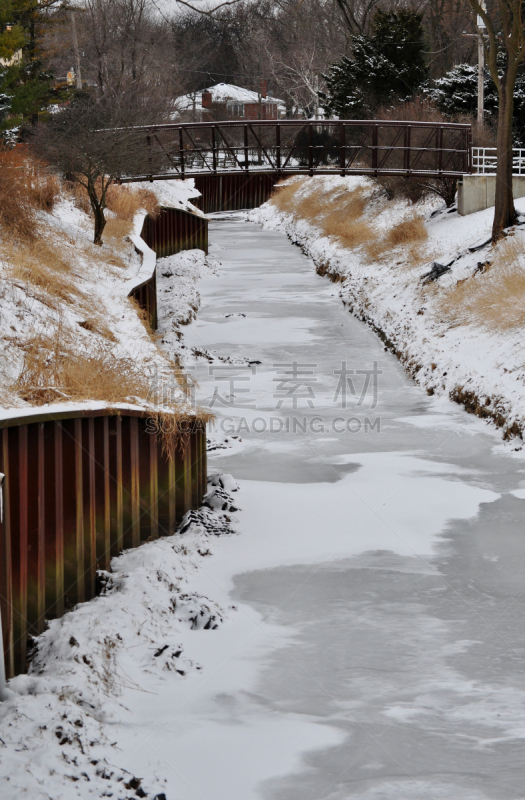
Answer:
123, 216, 525, 800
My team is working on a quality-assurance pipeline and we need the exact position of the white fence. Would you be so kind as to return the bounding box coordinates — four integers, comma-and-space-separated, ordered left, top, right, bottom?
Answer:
472, 147, 525, 175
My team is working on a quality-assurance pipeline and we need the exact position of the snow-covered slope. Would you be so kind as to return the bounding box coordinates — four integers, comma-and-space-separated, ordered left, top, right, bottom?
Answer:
252, 176, 525, 443
0, 178, 202, 416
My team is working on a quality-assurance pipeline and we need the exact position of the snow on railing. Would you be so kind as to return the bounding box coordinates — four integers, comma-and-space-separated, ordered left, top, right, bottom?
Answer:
472, 147, 525, 175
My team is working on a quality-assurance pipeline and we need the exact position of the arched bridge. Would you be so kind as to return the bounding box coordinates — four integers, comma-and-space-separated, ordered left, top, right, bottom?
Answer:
121, 119, 472, 184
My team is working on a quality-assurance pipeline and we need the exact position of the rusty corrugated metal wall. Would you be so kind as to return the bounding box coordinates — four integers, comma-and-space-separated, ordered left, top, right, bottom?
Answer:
0, 410, 207, 679
193, 174, 276, 213
128, 207, 208, 330
141, 207, 208, 258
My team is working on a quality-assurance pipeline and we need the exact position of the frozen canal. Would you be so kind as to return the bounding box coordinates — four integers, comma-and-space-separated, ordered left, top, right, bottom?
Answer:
134, 216, 525, 799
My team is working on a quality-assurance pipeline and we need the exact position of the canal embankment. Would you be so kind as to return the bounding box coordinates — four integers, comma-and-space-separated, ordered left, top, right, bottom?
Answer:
252, 175, 525, 443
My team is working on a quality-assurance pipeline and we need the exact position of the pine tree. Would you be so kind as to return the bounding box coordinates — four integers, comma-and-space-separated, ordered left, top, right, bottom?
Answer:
427, 61, 525, 147
0, 1, 66, 138
321, 10, 428, 119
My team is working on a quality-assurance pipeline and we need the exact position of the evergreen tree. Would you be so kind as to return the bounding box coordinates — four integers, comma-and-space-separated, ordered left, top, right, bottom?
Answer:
427, 62, 525, 146
0, 1, 66, 138
321, 10, 428, 119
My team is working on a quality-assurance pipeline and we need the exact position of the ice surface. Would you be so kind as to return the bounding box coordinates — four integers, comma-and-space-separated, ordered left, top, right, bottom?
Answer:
118, 217, 525, 800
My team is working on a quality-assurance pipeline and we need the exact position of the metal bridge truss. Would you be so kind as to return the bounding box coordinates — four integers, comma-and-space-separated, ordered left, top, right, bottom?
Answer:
121, 120, 472, 183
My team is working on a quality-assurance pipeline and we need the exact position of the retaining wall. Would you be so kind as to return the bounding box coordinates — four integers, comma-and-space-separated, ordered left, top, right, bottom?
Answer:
458, 174, 525, 215
193, 174, 276, 213
0, 409, 206, 679
129, 207, 208, 329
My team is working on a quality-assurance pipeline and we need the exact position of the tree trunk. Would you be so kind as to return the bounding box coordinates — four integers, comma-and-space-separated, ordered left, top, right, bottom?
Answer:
492, 73, 517, 240
93, 205, 106, 245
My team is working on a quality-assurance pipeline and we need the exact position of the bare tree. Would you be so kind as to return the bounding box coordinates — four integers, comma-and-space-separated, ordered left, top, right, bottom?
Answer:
77, 0, 175, 100
464, 0, 525, 239
331, 0, 380, 35
34, 95, 162, 244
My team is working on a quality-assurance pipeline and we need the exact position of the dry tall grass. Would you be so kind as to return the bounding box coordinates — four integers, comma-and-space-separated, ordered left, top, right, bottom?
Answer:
271, 178, 429, 264
436, 234, 525, 330
14, 326, 153, 405
13, 325, 211, 457
271, 177, 308, 214
386, 215, 428, 248
30, 171, 61, 212
106, 184, 159, 220
69, 182, 160, 240
70, 182, 159, 218
0, 147, 62, 240
1, 235, 85, 305
272, 179, 374, 248
0, 147, 40, 240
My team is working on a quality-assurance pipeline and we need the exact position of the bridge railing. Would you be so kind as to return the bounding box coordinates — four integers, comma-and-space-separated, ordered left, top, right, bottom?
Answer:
472, 147, 525, 175
122, 120, 472, 182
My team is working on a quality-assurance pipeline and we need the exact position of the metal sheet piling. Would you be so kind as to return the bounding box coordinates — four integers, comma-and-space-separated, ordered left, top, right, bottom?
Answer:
0, 408, 207, 681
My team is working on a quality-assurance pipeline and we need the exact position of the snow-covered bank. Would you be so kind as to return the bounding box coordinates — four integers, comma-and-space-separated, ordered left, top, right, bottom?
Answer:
0, 177, 202, 415
0, 477, 239, 799
251, 176, 525, 442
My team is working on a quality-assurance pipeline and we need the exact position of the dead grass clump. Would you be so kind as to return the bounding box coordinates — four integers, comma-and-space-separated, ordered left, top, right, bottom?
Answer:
271, 177, 432, 266
273, 179, 375, 249
14, 329, 153, 405
78, 317, 117, 342
271, 177, 308, 214
436, 235, 525, 330
321, 189, 373, 248
128, 296, 155, 338
13, 326, 211, 457
146, 407, 215, 458
30, 171, 61, 212
2, 237, 85, 305
386, 215, 428, 247
67, 180, 92, 215
106, 184, 160, 221
0, 147, 40, 240
69, 182, 160, 239
330, 218, 374, 249
104, 216, 134, 240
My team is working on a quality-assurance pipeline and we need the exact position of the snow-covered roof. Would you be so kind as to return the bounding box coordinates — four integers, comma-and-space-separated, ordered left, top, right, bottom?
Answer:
175, 83, 285, 113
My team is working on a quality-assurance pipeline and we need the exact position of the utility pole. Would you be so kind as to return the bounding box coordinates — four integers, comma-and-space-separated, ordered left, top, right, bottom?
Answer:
462, 3, 486, 126
477, 8, 486, 125
70, 11, 83, 91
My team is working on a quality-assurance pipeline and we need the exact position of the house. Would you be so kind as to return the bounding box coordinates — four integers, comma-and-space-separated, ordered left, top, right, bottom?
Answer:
174, 82, 286, 122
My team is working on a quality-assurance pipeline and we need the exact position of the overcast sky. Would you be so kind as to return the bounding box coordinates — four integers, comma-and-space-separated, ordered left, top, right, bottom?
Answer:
151, 0, 228, 15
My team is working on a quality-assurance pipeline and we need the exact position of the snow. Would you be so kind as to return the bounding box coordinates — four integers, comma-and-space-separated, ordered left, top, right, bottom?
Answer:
251, 175, 525, 443
174, 83, 285, 116
129, 179, 204, 216
126, 211, 157, 294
